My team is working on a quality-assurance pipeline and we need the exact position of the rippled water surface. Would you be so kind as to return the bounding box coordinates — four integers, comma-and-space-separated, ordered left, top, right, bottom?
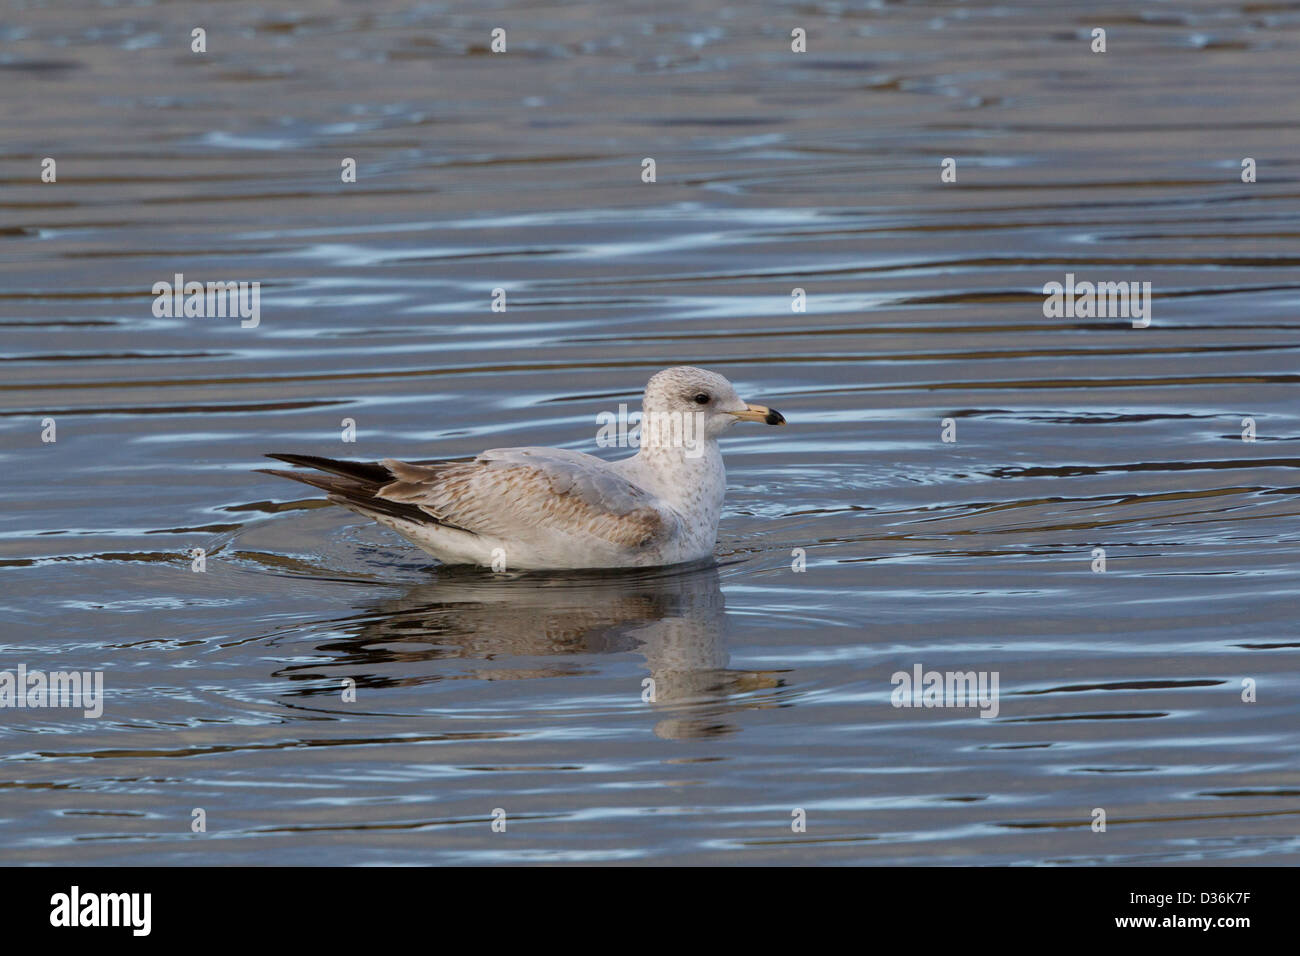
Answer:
3, 1, 1299, 864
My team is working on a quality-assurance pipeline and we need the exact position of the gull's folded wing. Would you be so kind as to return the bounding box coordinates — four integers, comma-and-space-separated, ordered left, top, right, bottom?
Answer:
264, 448, 679, 550
378, 447, 679, 549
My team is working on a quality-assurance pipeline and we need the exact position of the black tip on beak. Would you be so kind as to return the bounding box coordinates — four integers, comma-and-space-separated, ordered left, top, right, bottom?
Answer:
765, 408, 786, 426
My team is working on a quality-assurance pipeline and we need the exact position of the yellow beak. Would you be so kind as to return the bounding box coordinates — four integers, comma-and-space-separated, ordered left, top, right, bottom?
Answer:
729, 402, 787, 425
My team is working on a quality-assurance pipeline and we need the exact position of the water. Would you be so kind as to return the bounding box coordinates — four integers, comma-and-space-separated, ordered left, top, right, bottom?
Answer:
2, 0, 1299, 864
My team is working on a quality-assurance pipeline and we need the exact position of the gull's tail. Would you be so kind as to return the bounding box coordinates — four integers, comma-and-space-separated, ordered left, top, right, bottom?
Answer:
259, 454, 438, 526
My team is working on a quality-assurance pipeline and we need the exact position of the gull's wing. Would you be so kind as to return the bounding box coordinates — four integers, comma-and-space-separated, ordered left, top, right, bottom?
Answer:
376, 447, 680, 550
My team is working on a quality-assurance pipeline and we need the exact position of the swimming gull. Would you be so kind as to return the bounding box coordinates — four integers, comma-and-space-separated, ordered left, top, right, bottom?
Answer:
262, 366, 786, 570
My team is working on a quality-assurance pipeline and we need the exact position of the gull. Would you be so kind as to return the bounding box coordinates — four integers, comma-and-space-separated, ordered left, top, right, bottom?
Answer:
263, 366, 786, 570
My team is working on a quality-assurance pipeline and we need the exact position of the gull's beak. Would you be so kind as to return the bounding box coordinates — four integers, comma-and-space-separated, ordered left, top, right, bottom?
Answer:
729, 402, 787, 426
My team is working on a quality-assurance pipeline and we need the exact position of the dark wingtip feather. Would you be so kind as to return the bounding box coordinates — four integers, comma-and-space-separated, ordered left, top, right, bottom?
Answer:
260, 458, 452, 530
258, 466, 366, 497
264, 453, 394, 484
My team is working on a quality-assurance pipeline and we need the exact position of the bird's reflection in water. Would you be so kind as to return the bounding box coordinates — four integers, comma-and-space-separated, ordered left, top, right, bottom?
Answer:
286, 561, 783, 739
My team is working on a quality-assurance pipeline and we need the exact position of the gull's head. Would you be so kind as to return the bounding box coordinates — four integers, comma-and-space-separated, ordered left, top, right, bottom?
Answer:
641, 366, 786, 444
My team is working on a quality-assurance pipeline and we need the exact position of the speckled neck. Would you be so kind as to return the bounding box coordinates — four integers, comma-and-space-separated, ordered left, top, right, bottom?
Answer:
631, 438, 727, 527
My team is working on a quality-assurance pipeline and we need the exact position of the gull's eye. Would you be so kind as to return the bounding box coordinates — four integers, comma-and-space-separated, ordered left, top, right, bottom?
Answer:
693, 392, 710, 405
